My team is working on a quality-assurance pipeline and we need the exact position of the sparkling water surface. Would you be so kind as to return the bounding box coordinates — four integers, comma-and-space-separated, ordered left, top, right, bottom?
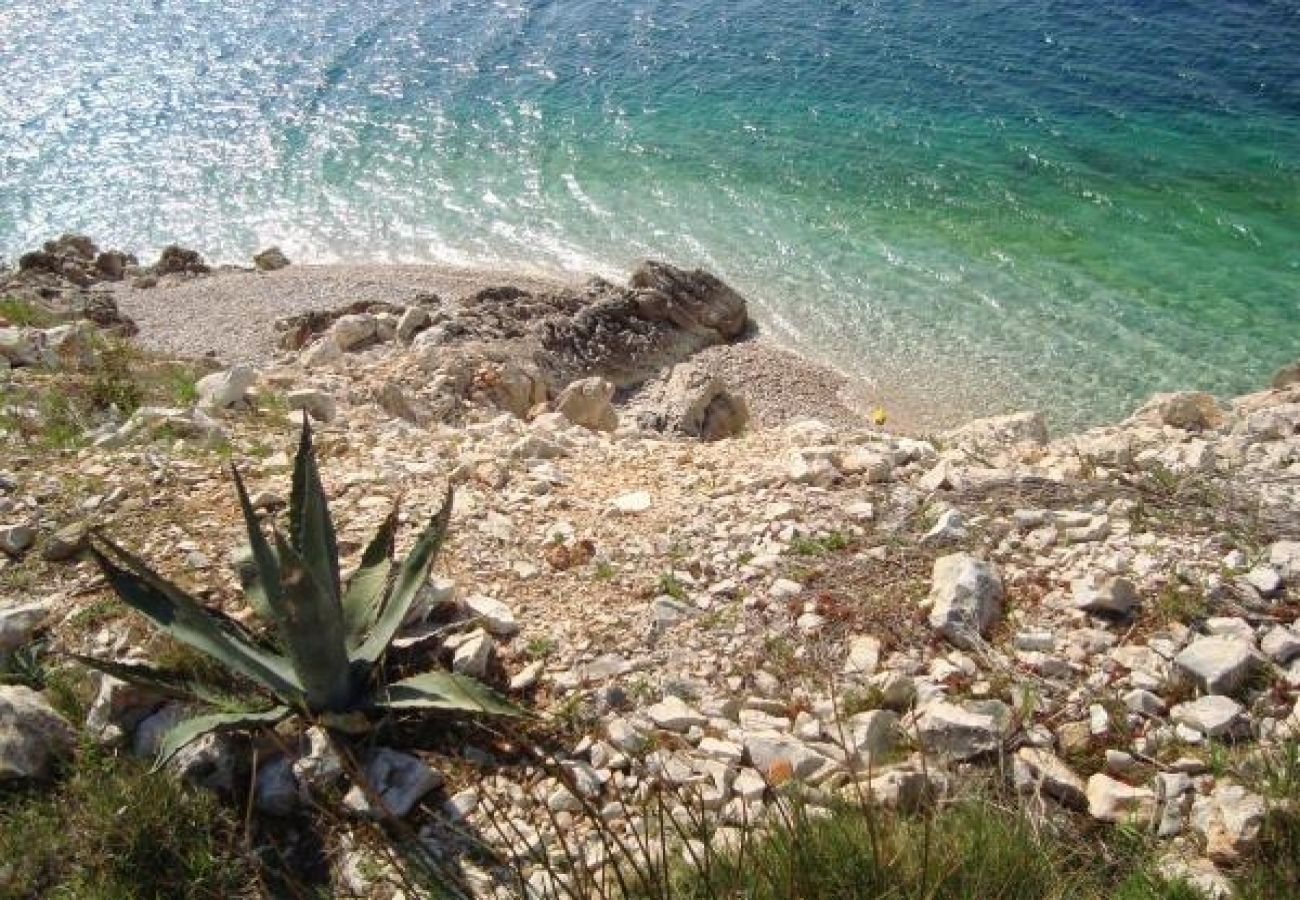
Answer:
2, 0, 1297, 427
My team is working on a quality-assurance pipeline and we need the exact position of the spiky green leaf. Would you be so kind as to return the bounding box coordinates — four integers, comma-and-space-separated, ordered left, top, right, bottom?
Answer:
342, 506, 398, 647
373, 669, 525, 718
153, 706, 291, 771
70, 654, 202, 702
233, 543, 276, 621
90, 537, 304, 705
272, 530, 354, 712
288, 418, 341, 604
351, 488, 453, 666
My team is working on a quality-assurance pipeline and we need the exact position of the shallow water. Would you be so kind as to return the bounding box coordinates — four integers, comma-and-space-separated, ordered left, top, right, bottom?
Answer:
2, 0, 1297, 427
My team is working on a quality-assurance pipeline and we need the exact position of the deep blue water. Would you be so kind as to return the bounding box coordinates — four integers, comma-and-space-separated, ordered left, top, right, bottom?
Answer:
2, 0, 1298, 426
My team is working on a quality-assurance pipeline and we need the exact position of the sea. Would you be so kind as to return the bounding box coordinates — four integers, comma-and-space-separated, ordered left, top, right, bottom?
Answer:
2, 0, 1297, 428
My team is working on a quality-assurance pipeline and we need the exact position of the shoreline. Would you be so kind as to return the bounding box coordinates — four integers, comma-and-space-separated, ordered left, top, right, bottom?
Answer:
101, 260, 957, 435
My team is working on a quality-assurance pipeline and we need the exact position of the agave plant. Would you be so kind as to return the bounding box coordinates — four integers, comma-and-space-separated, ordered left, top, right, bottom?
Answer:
77, 419, 522, 768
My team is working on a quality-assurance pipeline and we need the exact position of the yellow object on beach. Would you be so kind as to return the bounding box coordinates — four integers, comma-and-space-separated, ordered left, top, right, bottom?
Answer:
871, 407, 888, 427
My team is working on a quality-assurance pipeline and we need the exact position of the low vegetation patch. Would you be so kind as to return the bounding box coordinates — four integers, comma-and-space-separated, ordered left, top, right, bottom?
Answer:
0, 744, 254, 899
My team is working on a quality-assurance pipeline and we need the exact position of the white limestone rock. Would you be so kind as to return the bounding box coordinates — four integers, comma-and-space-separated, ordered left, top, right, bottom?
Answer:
0, 686, 75, 781
927, 553, 1003, 648
1174, 637, 1258, 695
343, 748, 444, 819
1086, 774, 1156, 825
1170, 695, 1243, 738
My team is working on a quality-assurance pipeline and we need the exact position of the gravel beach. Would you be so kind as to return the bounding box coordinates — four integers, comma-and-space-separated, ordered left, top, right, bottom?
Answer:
111, 262, 900, 430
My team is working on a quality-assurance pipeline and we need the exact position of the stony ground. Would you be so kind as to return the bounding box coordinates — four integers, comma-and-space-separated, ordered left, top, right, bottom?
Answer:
2, 251, 1300, 898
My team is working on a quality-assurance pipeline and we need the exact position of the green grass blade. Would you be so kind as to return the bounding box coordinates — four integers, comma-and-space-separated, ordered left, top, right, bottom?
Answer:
153, 706, 290, 771
351, 487, 453, 666
288, 418, 341, 604
373, 669, 526, 718
342, 506, 397, 648
70, 654, 203, 702
271, 530, 354, 712
90, 537, 304, 705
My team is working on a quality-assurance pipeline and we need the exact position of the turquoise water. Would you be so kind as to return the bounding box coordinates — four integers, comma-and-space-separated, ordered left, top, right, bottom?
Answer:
2, 1, 1297, 427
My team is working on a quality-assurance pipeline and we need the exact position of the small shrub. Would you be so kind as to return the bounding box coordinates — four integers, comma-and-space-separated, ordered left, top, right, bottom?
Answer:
658, 573, 687, 601
86, 342, 143, 415
0, 297, 57, 328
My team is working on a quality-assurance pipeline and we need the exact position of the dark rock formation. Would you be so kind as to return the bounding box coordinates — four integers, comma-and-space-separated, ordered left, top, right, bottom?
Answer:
153, 245, 210, 276
253, 247, 290, 271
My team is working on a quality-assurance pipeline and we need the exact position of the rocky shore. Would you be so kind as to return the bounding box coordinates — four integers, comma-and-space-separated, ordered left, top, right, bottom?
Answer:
2, 236, 1299, 898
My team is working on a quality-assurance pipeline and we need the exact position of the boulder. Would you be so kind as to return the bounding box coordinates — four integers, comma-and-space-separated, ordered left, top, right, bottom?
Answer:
1270, 360, 1300, 390
196, 365, 257, 410
286, 388, 337, 423
1086, 774, 1156, 825
642, 363, 749, 440
375, 382, 428, 426
293, 725, 344, 791
1269, 540, 1300, 582
343, 748, 443, 819
555, 377, 618, 432
41, 521, 89, 561
94, 250, 129, 280
743, 732, 830, 782
0, 525, 36, 557
153, 244, 209, 276
85, 675, 164, 745
1014, 748, 1087, 808
330, 315, 378, 352
255, 756, 300, 816
42, 322, 99, 369
1071, 576, 1139, 616
1170, 695, 1243, 738
1261, 626, 1300, 665
1131, 391, 1225, 431
0, 328, 38, 367
927, 553, 1003, 647
0, 601, 50, 653
645, 696, 707, 732
921, 508, 967, 545
611, 490, 652, 514
395, 306, 431, 344
843, 710, 899, 765
942, 411, 1048, 452
77, 293, 137, 334
1174, 637, 1258, 695
785, 448, 838, 486
629, 261, 748, 341
169, 731, 239, 792
0, 686, 75, 780
451, 629, 494, 678
842, 635, 881, 677
46, 233, 97, 259
1193, 784, 1266, 864
462, 594, 519, 637
253, 246, 290, 271
832, 447, 892, 482
914, 701, 1007, 760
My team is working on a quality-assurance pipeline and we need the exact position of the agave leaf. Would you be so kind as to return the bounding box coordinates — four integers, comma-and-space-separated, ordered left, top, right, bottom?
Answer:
153, 706, 291, 772
351, 487, 453, 666
91, 537, 304, 705
342, 506, 398, 648
233, 543, 277, 621
373, 669, 525, 718
271, 530, 354, 712
288, 418, 341, 604
70, 654, 202, 702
